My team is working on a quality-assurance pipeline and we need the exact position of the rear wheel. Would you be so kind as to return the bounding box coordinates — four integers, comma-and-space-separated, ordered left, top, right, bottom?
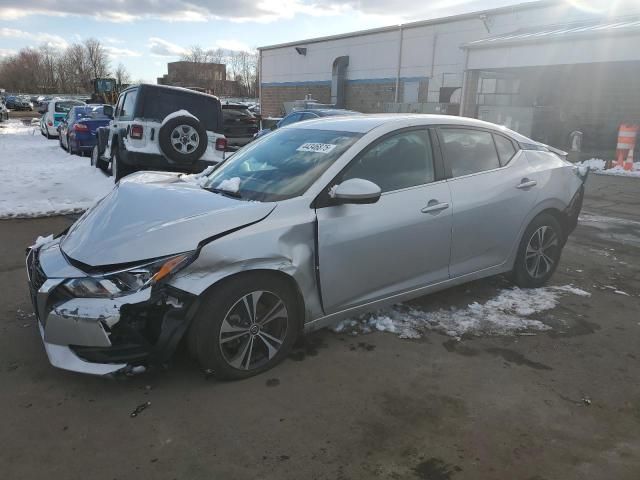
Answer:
189, 274, 301, 380
112, 147, 134, 182
512, 213, 564, 288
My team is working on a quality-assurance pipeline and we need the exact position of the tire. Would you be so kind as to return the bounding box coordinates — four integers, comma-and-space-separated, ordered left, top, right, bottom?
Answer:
67, 136, 74, 155
512, 213, 564, 288
189, 273, 301, 380
112, 146, 134, 182
90, 145, 104, 169
158, 115, 207, 163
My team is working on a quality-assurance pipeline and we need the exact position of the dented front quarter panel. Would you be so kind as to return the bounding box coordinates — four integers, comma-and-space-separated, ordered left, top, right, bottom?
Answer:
169, 197, 324, 323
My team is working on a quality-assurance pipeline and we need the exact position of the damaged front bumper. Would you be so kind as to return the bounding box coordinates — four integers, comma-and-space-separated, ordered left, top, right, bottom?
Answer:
26, 240, 196, 376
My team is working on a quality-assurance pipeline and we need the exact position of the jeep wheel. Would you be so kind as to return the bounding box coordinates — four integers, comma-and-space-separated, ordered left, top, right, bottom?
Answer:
112, 147, 134, 182
159, 115, 207, 163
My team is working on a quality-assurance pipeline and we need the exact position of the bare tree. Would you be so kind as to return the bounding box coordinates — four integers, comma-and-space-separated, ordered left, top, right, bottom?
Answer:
84, 38, 110, 80
114, 63, 131, 87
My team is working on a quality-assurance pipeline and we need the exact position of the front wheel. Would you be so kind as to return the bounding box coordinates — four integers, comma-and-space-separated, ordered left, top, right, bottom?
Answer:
512, 213, 564, 288
189, 274, 301, 380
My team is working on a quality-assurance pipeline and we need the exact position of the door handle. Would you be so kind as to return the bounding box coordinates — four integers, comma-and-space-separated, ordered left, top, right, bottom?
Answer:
421, 201, 449, 213
517, 179, 537, 189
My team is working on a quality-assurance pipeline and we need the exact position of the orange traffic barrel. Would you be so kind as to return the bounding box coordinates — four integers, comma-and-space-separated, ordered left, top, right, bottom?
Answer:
624, 148, 635, 171
616, 124, 639, 166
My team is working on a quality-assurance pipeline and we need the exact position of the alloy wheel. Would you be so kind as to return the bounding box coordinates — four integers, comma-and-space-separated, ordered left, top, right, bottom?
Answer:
170, 125, 200, 153
525, 225, 559, 279
218, 290, 289, 371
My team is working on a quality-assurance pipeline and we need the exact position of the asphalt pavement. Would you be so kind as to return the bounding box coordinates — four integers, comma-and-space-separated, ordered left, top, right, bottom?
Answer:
0, 174, 638, 480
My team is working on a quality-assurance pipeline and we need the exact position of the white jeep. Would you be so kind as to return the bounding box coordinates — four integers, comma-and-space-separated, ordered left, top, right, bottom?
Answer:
92, 84, 229, 181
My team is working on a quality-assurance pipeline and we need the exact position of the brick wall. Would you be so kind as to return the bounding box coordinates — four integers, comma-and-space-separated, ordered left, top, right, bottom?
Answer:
261, 84, 331, 117
344, 82, 398, 113
261, 78, 431, 115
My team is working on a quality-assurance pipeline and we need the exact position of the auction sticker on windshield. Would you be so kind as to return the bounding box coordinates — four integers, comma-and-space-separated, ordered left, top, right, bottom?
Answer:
296, 143, 337, 154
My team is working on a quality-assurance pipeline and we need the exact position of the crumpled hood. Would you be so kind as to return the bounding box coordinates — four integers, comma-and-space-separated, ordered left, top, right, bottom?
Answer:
61, 171, 275, 267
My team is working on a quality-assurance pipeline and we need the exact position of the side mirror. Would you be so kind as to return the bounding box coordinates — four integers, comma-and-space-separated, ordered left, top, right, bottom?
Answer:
103, 105, 114, 118
330, 178, 381, 205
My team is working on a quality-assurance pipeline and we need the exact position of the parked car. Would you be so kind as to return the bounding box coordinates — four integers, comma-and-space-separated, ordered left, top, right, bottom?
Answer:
58, 104, 113, 155
40, 98, 86, 139
0, 100, 8, 121
92, 84, 227, 181
26, 114, 587, 378
5, 95, 33, 111
254, 108, 360, 139
221, 102, 259, 146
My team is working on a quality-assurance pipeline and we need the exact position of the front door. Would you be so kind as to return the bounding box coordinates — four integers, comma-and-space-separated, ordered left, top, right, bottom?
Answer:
316, 128, 452, 314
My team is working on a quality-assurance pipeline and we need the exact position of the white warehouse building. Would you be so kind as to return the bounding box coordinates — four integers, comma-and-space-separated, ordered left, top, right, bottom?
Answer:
258, 0, 640, 158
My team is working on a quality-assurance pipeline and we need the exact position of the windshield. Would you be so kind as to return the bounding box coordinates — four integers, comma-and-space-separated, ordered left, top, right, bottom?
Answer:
204, 128, 362, 202
75, 105, 109, 120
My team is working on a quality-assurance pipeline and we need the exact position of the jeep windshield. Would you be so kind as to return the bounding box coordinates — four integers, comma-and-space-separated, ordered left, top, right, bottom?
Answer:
204, 128, 362, 202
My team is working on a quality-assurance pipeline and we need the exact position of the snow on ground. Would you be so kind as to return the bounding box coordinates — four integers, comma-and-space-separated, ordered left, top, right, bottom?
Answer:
0, 120, 113, 219
332, 285, 590, 339
579, 158, 640, 178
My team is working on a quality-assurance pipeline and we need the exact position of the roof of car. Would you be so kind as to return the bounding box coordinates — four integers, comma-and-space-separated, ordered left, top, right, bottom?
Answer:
128, 83, 221, 101
289, 114, 534, 142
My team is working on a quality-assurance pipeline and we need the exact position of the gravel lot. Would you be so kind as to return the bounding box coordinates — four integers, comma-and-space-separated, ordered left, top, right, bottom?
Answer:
1, 174, 638, 480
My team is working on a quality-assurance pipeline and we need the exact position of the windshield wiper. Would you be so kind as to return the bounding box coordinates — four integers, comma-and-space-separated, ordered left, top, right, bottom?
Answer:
207, 187, 242, 199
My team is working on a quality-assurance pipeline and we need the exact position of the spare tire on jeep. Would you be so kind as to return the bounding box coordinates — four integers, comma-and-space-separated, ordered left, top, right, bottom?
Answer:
159, 114, 208, 163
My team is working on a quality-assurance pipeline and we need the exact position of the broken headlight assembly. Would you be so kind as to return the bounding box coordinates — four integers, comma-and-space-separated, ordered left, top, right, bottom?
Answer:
61, 252, 196, 298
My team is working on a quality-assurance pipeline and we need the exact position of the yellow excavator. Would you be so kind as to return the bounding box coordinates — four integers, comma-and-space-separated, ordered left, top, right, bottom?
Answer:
91, 78, 120, 105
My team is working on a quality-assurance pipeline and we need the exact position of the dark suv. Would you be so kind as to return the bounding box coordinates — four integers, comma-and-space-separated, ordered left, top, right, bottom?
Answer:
221, 102, 259, 146
93, 84, 228, 181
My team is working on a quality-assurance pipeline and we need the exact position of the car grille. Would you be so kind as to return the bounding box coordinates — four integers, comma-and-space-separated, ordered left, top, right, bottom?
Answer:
27, 249, 47, 319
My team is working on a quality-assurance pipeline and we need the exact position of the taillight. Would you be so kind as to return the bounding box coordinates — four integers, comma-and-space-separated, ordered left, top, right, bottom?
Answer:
47, 120, 53, 126
130, 124, 143, 139
215, 137, 228, 151
74, 123, 89, 132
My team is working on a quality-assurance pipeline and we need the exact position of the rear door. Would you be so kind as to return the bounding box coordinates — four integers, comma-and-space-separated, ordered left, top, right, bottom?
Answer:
439, 127, 538, 277
316, 127, 452, 313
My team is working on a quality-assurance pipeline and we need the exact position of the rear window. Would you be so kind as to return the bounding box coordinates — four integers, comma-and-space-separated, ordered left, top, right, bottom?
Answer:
142, 88, 222, 132
222, 107, 254, 121
75, 106, 110, 120
55, 101, 83, 113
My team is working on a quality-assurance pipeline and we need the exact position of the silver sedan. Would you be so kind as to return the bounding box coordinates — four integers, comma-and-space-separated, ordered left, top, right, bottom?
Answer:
26, 114, 587, 378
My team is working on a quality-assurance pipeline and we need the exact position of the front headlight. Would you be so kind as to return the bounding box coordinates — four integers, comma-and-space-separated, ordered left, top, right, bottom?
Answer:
61, 252, 196, 298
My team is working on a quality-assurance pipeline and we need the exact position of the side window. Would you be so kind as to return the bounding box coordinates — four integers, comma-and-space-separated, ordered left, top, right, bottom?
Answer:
341, 129, 435, 193
279, 112, 301, 127
120, 90, 137, 120
114, 94, 125, 118
493, 134, 517, 166
440, 128, 500, 178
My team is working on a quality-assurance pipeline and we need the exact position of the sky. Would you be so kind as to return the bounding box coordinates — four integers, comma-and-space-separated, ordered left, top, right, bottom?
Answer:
0, 0, 618, 81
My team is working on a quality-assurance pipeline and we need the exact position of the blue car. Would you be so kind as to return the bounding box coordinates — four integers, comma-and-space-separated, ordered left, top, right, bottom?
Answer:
58, 105, 113, 155
254, 108, 360, 139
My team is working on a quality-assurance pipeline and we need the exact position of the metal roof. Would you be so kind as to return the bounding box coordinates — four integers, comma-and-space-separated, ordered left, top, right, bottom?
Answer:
258, 0, 560, 51
464, 16, 640, 49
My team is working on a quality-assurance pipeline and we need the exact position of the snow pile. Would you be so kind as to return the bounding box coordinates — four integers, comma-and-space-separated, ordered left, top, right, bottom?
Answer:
30, 234, 53, 249
578, 158, 640, 178
161, 110, 198, 126
579, 158, 606, 170
217, 176, 241, 193
0, 120, 113, 219
332, 285, 590, 339
180, 165, 215, 187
